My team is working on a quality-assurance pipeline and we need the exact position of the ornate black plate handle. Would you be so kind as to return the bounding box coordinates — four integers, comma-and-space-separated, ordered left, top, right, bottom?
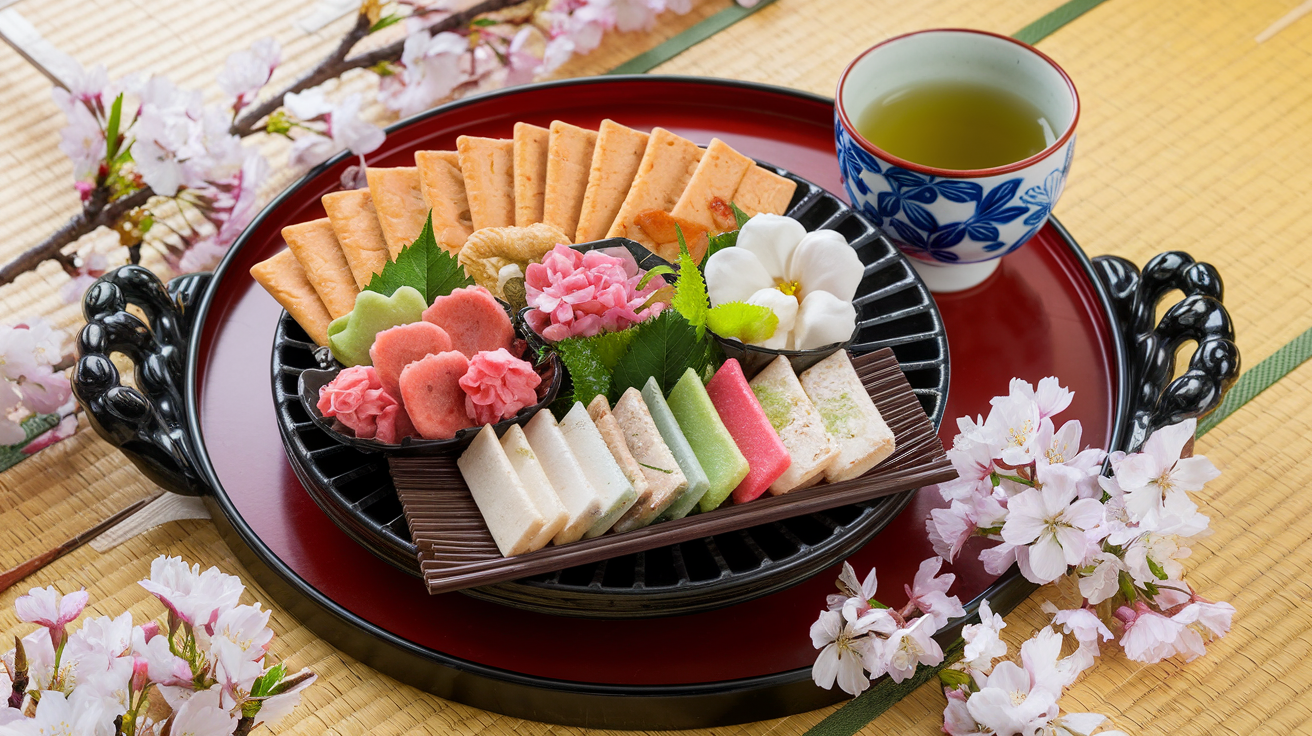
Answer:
73, 265, 213, 496
1092, 251, 1241, 452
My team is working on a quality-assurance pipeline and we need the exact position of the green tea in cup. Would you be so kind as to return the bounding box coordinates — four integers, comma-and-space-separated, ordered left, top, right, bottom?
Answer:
856, 80, 1055, 171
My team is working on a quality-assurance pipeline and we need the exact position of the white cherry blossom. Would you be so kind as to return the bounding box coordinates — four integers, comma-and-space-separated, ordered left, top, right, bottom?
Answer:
1115, 419, 1219, 528
961, 599, 1007, 673
168, 687, 238, 736
1001, 466, 1105, 583
810, 609, 874, 696
905, 557, 965, 628
877, 615, 943, 683
965, 660, 1058, 736
218, 37, 280, 113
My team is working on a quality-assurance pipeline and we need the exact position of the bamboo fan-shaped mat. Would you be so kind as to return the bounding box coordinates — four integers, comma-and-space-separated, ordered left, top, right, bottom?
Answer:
5, 0, 1312, 734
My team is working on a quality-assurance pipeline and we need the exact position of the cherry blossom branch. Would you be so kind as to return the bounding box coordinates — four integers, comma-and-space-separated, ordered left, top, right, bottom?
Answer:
229, 0, 524, 137
0, 0, 525, 290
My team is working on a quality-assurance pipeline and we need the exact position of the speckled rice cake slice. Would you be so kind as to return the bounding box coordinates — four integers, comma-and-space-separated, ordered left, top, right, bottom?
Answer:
609, 387, 687, 532
799, 351, 896, 483
749, 355, 839, 494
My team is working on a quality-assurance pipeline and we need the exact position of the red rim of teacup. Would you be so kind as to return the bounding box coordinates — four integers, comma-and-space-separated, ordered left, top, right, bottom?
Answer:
835, 28, 1081, 180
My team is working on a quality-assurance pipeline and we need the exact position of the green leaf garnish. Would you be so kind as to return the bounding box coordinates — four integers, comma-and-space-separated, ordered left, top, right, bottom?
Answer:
470, 17, 498, 26
363, 212, 474, 303
731, 202, 751, 229
670, 226, 708, 337
638, 462, 674, 474
369, 13, 402, 32
702, 229, 739, 266
706, 302, 778, 343
556, 337, 613, 406
611, 311, 716, 398
105, 93, 124, 163
637, 264, 676, 290
590, 328, 639, 370
251, 662, 286, 697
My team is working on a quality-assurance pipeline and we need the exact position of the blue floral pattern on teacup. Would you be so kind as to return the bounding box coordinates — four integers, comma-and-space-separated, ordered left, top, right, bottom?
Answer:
835, 115, 1076, 265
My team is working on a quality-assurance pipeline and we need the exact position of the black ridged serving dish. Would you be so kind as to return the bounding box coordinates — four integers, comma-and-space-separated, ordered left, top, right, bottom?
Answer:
270, 164, 951, 617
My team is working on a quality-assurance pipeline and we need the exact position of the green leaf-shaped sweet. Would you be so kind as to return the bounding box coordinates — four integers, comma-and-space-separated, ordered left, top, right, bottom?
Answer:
707, 301, 779, 343
363, 213, 474, 303
327, 286, 427, 367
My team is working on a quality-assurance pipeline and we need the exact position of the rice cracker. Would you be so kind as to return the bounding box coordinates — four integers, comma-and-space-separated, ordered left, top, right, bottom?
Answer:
670, 138, 755, 237
281, 218, 358, 320
732, 165, 797, 217
575, 120, 649, 243
512, 123, 550, 227
322, 189, 390, 290
606, 127, 703, 251
367, 167, 428, 259
542, 121, 598, 242
414, 150, 474, 253
457, 136, 515, 232
250, 249, 333, 346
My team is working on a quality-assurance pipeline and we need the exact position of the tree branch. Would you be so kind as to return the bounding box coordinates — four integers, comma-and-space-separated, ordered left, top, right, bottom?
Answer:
230, 0, 523, 137
0, 188, 152, 287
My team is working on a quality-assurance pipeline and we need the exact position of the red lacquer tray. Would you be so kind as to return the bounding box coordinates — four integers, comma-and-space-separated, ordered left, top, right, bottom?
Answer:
75, 78, 1149, 730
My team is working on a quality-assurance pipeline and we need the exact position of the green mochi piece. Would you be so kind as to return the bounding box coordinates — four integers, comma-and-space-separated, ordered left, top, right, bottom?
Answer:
327, 285, 428, 367
665, 368, 749, 513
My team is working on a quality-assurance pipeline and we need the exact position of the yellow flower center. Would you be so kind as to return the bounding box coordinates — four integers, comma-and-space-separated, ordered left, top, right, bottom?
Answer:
775, 279, 802, 297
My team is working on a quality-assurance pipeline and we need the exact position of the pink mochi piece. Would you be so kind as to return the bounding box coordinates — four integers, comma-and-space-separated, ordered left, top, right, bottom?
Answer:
369, 321, 453, 403
705, 358, 793, 504
422, 285, 514, 358
399, 351, 473, 440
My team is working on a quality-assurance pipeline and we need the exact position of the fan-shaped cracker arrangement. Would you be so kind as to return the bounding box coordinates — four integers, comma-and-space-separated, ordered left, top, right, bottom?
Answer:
249, 120, 797, 347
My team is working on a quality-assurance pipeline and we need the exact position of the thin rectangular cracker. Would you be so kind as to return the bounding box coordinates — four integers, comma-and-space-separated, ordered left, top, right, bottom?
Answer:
575, 119, 649, 243
670, 138, 755, 235
512, 123, 550, 227
732, 165, 798, 217
367, 167, 428, 259
541, 121, 598, 242
250, 249, 333, 347
415, 151, 474, 253
457, 136, 515, 232
322, 189, 390, 290
606, 127, 704, 250
281, 218, 358, 320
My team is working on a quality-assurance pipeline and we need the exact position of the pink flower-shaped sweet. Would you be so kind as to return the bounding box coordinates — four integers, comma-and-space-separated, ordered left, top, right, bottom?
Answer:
458, 348, 541, 425
525, 244, 667, 341
317, 365, 413, 442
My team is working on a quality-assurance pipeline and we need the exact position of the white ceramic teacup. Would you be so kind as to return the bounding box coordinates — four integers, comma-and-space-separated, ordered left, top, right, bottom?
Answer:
835, 29, 1080, 292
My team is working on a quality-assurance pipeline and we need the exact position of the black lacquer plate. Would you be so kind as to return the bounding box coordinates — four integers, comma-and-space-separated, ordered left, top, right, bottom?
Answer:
269, 164, 951, 617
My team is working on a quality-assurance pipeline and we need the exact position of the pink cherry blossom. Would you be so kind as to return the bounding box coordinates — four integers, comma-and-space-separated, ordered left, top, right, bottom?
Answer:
877, 615, 943, 683
317, 366, 408, 441
6, 689, 108, 736
825, 562, 896, 634
459, 349, 542, 425
942, 687, 987, 736
138, 556, 244, 631
810, 609, 873, 696
984, 394, 1049, 468
212, 635, 262, 706
285, 88, 385, 168
168, 687, 238, 736
964, 660, 1058, 735
1047, 604, 1114, 656
1116, 602, 1193, 663
961, 599, 1007, 672
15, 586, 88, 648
525, 245, 667, 341
379, 30, 470, 118
1114, 419, 1219, 530
218, 37, 280, 114
904, 557, 965, 628
997, 376, 1073, 420
211, 604, 274, 660
1000, 465, 1105, 583
927, 501, 976, 563
1078, 551, 1124, 604
131, 625, 192, 687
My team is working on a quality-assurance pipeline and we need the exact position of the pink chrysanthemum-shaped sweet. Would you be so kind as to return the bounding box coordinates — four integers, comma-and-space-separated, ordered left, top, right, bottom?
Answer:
317, 365, 414, 443
524, 244, 667, 341
458, 348, 541, 424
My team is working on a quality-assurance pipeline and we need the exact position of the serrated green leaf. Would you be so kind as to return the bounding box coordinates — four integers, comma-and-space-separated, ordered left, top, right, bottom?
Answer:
369, 13, 402, 32
702, 229, 739, 266
670, 227, 708, 337
731, 202, 750, 229
706, 301, 778, 343
363, 212, 473, 303
590, 328, 639, 370
611, 311, 715, 398
556, 337, 613, 406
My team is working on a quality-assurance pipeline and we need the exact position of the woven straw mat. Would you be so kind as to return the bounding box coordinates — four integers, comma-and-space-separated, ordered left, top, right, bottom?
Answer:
3, 0, 1312, 734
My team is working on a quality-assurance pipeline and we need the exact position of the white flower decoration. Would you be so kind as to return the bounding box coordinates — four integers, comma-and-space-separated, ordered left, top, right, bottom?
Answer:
704, 214, 862, 350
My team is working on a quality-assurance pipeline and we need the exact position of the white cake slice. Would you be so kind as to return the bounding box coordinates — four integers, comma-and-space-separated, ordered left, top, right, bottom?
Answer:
610, 387, 688, 532
523, 410, 604, 544
799, 351, 896, 483
558, 402, 638, 538
750, 355, 840, 494
457, 425, 546, 557
500, 424, 570, 551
